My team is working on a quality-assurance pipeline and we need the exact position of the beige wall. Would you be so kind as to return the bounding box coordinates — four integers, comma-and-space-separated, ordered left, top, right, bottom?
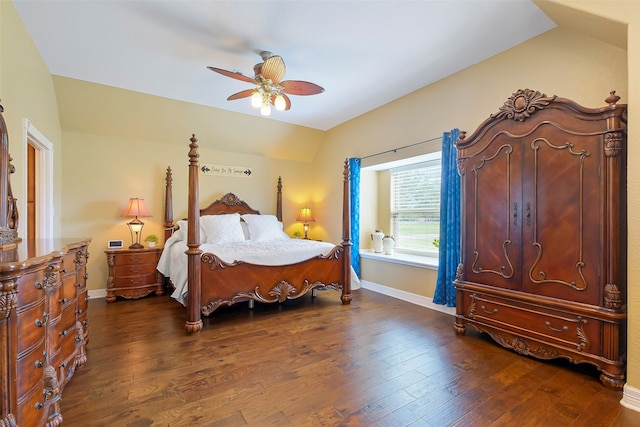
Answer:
0, 1, 63, 237
3, 0, 640, 392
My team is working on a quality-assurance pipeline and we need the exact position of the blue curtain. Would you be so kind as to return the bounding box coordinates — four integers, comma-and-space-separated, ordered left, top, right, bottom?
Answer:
434, 129, 461, 307
349, 158, 361, 278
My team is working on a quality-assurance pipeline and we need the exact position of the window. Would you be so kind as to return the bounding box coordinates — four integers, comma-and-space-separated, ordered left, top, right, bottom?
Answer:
390, 154, 441, 257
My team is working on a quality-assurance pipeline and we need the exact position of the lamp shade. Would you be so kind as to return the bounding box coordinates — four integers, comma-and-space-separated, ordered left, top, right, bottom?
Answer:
122, 198, 152, 218
296, 207, 315, 223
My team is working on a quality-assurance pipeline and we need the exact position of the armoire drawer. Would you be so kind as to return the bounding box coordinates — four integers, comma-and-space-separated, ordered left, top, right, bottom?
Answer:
460, 291, 602, 352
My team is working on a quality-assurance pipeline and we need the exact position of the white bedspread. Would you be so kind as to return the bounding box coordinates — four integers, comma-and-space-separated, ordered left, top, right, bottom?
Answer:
157, 234, 347, 305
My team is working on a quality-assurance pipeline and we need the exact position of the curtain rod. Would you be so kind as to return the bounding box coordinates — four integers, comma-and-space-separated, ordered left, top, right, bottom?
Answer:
358, 135, 441, 160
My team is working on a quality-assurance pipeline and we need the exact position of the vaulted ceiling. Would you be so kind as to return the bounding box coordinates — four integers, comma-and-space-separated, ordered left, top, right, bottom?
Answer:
14, 1, 556, 131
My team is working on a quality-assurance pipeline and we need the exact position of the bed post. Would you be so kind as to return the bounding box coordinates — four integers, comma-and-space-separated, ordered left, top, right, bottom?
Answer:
185, 135, 203, 333
163, 166, 174, 242
276, 176, 282, 222
341, 159, 352, 305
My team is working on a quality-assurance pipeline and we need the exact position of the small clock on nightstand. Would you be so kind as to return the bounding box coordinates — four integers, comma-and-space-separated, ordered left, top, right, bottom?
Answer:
104, 246, 164, 302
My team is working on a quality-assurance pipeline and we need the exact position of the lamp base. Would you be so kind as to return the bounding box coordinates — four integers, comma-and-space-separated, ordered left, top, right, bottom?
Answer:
129, 243, 144, 249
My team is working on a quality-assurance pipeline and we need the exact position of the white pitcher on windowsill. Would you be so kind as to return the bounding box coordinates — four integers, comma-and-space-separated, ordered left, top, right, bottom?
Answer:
383, 235, 395, 255
371, 230, 384, 253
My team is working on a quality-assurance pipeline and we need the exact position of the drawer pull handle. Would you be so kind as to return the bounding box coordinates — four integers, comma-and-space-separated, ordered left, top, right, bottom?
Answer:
84, 273, 89, 280
35, 281, 43, 289
513, 202, 518, 227
35, 401, 44, 410
481, 305, 498, 315
35, 359, 44, 368
76, 283, 82, 287
59, 298, 68, 304
545, 321, 568, 333
61, 268, 67, 273
83, 319, 89, 326
60, 362, 67, 369
85, 296, 90, 302
35, 314, 48, 327
59, 330, 68, 337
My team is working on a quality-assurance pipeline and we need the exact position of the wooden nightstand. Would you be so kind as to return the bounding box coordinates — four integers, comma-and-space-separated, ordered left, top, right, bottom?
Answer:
105, 246, 164, 302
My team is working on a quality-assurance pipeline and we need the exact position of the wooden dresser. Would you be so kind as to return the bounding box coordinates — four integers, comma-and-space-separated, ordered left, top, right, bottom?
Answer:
454, 89, 627, 388
105, 247, 163, 302
0, 238, 91, 426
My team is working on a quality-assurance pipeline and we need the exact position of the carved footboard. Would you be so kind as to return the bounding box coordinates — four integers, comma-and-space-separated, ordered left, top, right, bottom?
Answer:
199, 245, 348, 315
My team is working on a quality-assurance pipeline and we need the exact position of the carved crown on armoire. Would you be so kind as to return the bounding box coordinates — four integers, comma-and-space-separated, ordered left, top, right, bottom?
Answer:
0, 101, 91, 426
453, 89, 627, 389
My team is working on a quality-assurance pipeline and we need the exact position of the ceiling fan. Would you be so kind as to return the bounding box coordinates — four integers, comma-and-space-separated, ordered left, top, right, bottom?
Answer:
208, 51, 324, 116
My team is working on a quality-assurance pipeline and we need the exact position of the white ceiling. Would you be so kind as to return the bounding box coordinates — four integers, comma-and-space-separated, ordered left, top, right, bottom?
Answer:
13, 0, 556, 131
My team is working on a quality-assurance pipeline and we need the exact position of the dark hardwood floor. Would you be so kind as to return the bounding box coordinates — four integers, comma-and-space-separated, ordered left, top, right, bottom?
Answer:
61, 289, 639, 426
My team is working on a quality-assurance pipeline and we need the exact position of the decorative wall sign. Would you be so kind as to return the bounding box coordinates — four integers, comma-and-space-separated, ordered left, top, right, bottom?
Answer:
200, 164, 253, 178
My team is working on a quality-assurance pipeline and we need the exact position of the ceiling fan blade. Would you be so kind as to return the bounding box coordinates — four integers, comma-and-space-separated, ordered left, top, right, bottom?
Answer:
227, 89, 255, 101
281, 80, 325, 96
207, 66, 255, 84
261, 55, 286, 83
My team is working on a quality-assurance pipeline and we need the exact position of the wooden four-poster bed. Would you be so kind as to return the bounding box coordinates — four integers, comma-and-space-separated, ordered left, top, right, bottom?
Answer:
160, 134, 353, 332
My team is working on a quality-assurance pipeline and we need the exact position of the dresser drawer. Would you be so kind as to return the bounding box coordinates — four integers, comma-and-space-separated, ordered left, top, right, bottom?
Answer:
17, 339, 46, 399
15, 269, 46, 306
58, 327, 79, 371
17, 380, 46, 427
16, 298, 47, 353
60, 272, 79, 304
60, 301, 78, 332
460, 291, 602, 352
61, 252, 78, 274
77, 287, 89, 317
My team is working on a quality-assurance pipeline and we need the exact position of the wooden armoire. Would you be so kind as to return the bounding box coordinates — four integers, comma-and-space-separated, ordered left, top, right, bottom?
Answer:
454, 89, 627, 389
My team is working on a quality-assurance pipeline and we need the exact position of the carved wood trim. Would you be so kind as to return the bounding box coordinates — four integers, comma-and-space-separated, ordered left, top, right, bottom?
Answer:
491, 89, 556, 122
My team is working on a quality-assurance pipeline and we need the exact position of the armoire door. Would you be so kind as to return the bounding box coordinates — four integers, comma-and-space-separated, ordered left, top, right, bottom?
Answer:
461, 132, 523, 290
520, 124, 603, 305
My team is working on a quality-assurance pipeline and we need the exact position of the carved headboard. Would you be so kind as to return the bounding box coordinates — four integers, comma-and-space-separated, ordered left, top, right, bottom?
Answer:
0, 102, 19, 243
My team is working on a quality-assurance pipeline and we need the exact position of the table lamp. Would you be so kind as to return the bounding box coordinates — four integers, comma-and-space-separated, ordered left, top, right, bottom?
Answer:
122, 198, 152, 249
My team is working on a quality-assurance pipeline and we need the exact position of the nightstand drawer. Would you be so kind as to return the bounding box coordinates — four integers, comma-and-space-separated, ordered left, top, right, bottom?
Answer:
115, 252, 159, 266
114, 263, 156, 277
113, 272, 158, 288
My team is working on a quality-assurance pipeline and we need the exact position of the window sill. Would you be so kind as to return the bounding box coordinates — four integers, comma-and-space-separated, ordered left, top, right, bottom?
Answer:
359, 249, 438, 270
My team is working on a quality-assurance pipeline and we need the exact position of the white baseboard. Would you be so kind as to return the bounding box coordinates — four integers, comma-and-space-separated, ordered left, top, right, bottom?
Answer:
88, 289, 107, 299
622, 384, 640, 413
360, 280, 455, 316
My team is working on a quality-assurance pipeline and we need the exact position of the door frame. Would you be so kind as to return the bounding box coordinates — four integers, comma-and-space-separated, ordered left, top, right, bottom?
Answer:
22, 118, 54, 239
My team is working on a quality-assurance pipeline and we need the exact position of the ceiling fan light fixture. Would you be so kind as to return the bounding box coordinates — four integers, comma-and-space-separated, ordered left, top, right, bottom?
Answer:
274, 93, 287, 111
250, 90, 262, 108
260, 102, 271, 116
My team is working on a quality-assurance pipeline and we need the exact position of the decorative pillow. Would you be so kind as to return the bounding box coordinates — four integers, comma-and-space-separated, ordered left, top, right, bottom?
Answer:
200, 213, 245, 244
241, 214, 290, 242
175, 219, 207, 242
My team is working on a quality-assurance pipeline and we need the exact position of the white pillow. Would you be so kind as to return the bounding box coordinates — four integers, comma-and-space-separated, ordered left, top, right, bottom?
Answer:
175, 219, 207, 242
200, 213, 245, 244
241, 214, 290, 242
